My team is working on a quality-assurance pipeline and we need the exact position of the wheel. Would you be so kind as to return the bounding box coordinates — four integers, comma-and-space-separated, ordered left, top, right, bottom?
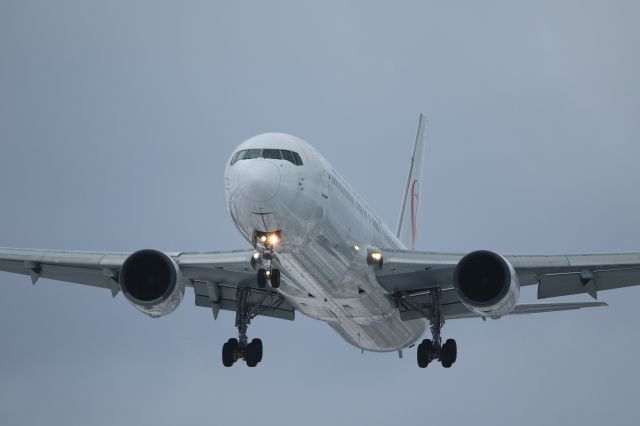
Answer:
251, 338, 263, 363
227, 337, 239, 352
245, 341, 260, 367
446, 339, 457, 364
440, 339, 457, 368
222, 339, 237, 367
257, 269, 267, 288
417, 339, 432, 368
270, 268, 281, 288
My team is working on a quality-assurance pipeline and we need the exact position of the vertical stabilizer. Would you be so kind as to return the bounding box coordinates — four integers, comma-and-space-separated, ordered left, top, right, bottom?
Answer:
396, 114, 427, 250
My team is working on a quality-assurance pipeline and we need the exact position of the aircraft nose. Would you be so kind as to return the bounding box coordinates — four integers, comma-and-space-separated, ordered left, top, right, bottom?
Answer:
238, 160, 281, 202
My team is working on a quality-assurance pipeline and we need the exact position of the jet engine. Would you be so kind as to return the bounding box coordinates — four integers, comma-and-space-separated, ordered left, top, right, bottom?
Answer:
453, 250, 520, 318
119, 249, 185, 318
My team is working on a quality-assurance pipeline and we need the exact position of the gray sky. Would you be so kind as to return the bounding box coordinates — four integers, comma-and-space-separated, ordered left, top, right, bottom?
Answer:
1, 1, 640, 425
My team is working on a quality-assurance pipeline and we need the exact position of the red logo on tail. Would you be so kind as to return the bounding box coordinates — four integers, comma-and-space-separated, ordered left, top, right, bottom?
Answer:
410, 179, 419, 250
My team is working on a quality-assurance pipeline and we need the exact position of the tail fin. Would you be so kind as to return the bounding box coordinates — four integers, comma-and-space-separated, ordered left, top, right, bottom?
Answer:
396, 114, 427, 250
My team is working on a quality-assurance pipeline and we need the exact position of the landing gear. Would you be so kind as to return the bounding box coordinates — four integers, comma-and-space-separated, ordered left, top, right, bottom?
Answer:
221, 287, 264, 367
256, 267, 280, 289
257, 268, 267, 288
222, 338, 238, 367
415, 289, 458, 368
417, 339, 432, 368
251, 229, 283, 290
245, 339, 262, 367
270, 268, 280, 288
440, 339, 457, 368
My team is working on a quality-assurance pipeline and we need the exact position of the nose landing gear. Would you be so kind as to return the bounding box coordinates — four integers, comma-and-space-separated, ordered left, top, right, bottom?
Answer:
252, 230, 282, 289
257, 267, 280, 289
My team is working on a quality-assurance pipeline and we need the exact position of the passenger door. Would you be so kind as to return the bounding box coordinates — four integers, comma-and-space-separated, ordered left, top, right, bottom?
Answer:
321, 168, 330, 199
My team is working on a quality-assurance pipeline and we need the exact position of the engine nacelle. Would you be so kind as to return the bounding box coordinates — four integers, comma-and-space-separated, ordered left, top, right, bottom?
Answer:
119, 249, 185, 318
453, 250, 520, 318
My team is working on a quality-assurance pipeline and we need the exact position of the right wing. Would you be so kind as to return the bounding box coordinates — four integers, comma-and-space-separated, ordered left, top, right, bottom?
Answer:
0, 247, 295, 321
372, 248, 640, 320
375, 249, 640, 296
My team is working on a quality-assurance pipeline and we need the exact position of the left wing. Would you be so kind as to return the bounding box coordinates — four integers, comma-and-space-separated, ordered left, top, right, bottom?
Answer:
0, 247, 295, 321
372, 248, 640, 320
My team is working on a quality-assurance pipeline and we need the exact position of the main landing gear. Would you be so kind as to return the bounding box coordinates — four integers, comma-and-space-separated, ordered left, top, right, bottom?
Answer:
416, 290, 458, 368
222, 287, 264, 367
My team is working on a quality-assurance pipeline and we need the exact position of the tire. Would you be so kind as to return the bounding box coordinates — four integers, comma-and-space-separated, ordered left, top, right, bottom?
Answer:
271, 268, 281, 288
245, 341, 259, 367
441, 339, 457, 368
446, 339, 457, 364
252, 338, 263, 363
417, 339, 431, 368
222, 341, 235, 367
227, 338, 239, 351
257, 269, 267, 288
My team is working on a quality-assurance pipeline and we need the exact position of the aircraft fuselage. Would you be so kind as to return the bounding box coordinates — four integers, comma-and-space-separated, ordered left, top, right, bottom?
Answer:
225, 133, 426, 351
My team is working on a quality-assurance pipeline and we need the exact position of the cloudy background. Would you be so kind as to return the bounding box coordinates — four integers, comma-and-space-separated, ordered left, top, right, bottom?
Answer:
1, 1, 640, 424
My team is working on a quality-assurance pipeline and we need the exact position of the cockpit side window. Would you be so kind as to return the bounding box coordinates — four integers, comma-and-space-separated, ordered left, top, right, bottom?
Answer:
281, 150, 295, 164
262, 149, 282, 160
230, 150, 246, 165
292, 151, 303, 166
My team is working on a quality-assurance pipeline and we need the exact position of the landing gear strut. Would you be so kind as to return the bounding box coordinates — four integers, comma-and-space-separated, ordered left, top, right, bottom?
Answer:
416, 289, 457, 368
221, 287, 264, 367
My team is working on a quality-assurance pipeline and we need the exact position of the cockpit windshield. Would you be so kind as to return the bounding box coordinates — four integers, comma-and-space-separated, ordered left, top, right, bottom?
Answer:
230, 149, 303, 166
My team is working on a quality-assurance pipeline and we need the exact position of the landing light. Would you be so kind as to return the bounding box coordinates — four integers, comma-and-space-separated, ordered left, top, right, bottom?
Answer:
368, 250, 384, 267
269, 235, 280, 246
260, 235, 267, 243
252, 252, 260, 260
354, 244, 360, 252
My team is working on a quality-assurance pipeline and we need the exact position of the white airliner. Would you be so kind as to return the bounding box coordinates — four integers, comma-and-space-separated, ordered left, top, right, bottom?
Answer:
2, 115, 639, 368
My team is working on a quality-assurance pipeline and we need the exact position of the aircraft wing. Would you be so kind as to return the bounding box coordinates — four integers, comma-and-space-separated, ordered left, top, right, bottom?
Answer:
0, 247, 295, 321
373, 248, 640, 320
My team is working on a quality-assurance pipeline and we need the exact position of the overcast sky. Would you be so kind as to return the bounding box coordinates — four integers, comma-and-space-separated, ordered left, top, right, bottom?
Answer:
1, 1, 640, 425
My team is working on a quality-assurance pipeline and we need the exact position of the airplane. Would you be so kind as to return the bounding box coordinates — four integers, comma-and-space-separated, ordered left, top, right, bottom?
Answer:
2, 114, 639, 369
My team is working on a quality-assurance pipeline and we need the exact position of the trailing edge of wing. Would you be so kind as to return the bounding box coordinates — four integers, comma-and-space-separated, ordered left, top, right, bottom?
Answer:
510, 301, 608, 315
439, 301, 608, 320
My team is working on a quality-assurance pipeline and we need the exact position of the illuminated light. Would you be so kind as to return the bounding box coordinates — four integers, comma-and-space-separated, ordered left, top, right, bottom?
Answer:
252, 252, 260, 260
353, 244, 360, 252
266, 270, 271, 276
370, 252, 382, 262
260, 235, 267, 242
269, 234, 280, 246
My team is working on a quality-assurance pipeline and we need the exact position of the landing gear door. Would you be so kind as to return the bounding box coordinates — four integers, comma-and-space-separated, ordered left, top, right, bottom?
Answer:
321, 169, 330, 199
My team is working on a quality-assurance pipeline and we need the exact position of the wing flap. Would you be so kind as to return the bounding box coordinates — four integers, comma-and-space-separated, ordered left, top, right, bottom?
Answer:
193, 281, 295, 321
538, 267, 640, 299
